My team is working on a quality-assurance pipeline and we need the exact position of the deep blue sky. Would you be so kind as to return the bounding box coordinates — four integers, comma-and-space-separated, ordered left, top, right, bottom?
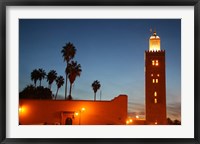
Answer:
19, 19, 181, 120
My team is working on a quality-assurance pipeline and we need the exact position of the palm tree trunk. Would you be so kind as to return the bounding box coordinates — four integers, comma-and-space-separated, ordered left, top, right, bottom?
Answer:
40, 80, 41, 87
69, 83, 72, 98
65, 74, 68, 100
34, 80, 36, 87
55, 88, 59, 100
94, 92, 96, 101
65, 63, 68, 100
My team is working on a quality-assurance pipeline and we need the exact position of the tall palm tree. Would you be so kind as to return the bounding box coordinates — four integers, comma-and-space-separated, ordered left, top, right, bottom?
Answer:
55, 76, 64, 100
67, 61, 82, 100
31, 69, 40, 87
61, 42, 76, 100
46, 70, 57, 90
38, 68, 46, 87
91, 80, 101, 101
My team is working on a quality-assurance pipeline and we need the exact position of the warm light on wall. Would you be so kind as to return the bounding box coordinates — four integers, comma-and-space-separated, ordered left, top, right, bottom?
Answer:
126, 118, 133, 125
19, 107, 22, 112
81, 107, 85, 111
19, 105, 27, 115
74, 107, 86, 117
154, 98, 157, 104
156, 79, 158, 83
74, 107, 86, 125
155, 60, 159, 66
154, 91, 157, 97
74, 112, 79, 116
152, 60, 155, 65
152, 60, 159, 66
19, 106, 24, 113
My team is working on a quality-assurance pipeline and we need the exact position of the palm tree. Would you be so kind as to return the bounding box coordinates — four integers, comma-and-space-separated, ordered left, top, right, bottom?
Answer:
31, 69, 40, 87
67, 61, 82, 100
61, 42, 76, 100
38, 68, 46, 87
55, 76, 64, 100
91, 80, 101, 101
46, 70, 57, 90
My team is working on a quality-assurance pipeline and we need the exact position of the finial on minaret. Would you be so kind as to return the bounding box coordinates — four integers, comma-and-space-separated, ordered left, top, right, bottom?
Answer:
153, 32, 156, 36
153, 27, 156, 36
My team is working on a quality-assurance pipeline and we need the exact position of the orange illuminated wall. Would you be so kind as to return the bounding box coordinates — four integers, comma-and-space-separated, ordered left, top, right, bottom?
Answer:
145, 31, 167, 125
19, 95, 127, 125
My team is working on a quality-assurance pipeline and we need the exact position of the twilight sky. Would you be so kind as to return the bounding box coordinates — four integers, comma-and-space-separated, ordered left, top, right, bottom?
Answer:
19, 19, 181, 120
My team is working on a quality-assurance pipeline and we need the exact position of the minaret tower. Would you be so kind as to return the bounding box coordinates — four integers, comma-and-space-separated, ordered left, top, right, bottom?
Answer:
145, 31, 167, 125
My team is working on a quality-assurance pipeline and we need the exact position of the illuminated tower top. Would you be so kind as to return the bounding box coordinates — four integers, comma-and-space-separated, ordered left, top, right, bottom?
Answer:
149, 31, 161, 51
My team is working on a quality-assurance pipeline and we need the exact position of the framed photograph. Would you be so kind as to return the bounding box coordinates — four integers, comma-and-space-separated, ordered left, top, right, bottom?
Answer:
1, 0, 200, 144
